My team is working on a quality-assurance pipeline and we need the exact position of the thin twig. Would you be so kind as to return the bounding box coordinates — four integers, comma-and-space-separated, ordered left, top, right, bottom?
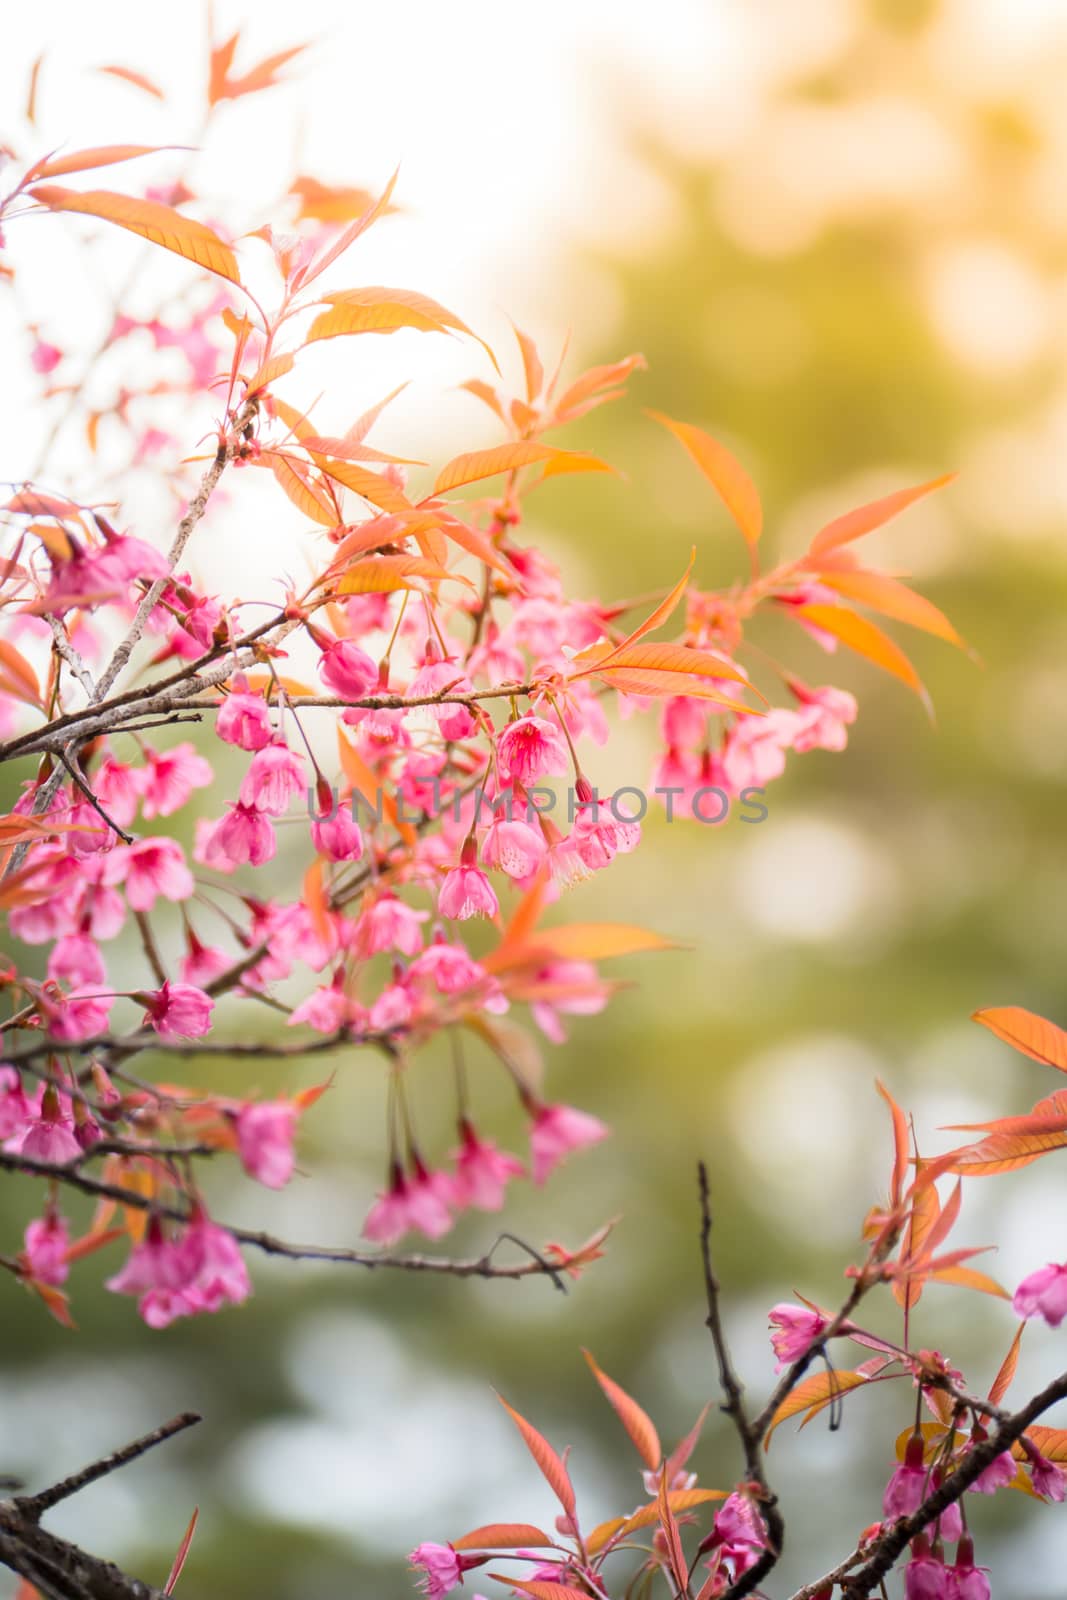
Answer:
14, 1414, 200, 1521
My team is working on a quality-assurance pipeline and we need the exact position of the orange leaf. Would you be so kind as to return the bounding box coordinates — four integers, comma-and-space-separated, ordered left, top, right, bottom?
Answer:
924, 1264, 1009, 1299
303, 858, 331, 948
496, 1582, 590, 1600
433, 442, 606, 497
295, 168, 400, 290
308, 454, 412, 515
496, 1395, 576, 1518
513, 324, 544, 403
972, 1006, 1067, 1073
488, 922, 675, 971
990, 1325, 1025, 1406
245, 352, 294, 396
657, 1470, 690, 1595
647, 410, 762, 547
302, 434, 423, 467
452, 1524, 553, 1552
945, 1126, 1067, 1177
265, 453, 338, 528
765, 1370, 869, 1446
27, 1279, 76, 1329
583, 1350, 661, 1470
0, 641, 42, 708
795, 604, 926, 698
335, 555, 473, 595
1014, 1426, 1067, 1464
586, 1490, 727, 1555
29, 145, 183, 181
163, 1506, 199, 1594
552, 353, 647, 421
30, 186, 240, 284
592, 552, 694, 668
98, 65, 165, 99
808, 473, 956, 558
571, 638, 750, 688
877, 1079, 909, 1210
306, 286, 496, 371
289, 176, 379, 224
586, 665, 758, 709
819, 570, 964, 648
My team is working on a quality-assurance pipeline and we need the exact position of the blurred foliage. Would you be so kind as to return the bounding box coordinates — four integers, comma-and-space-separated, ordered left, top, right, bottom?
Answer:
5, 1, 1067, 1594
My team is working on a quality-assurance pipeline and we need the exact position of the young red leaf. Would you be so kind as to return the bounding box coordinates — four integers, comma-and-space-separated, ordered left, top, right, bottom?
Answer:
98, 65, 166, 99
582, 1350, 661, 1470
794, 604, 926, 699
496, 1395, 576, 1519
972, 1006, 1067, 1073
818, 570, 964, 648
657, 1469, 690, 1595
432, 442, 607, 497
163, 1506, 199, 1594
807, 473, 956, 559
647, 409, 762, 548
989, 1324, 1025, 1407
305, 286, 496, 373
494, 1581, 589, 1600
452, 1524, 553, 1552
765, 1370, 869, 1446
28, 145, 186, 182
30, 186, 240, 284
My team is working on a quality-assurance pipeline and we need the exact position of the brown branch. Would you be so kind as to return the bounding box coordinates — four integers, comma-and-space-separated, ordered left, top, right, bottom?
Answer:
697, 1162, 785, 1600
0, 1148, 573, 1284
0, 1414, 199, 1600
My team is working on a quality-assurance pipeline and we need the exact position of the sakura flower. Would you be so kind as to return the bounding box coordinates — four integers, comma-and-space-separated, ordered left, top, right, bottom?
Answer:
356, 895, 429, 957
30, 337, 62, 374
969, 1446, 1016, 1494
66, 801, 113, 856
362, 1162, 413, 1246
407, 657, 476, 741
403, 1157, 455, 1238
787, 681, 858, 754
17, 1085, 82, 1164
318, 636, 378, 699
481, 817, 547, 879
768, 1302, 830, 1371
141, 981, 214, 1040
23, 1210, 70, 1286
104, 1221, 182, 1307
409, 938, 493, 998
180, 931, 232, 989
122, 837, 194, 911
311, 806, 364, 862
0, 1067, 34, 1140
239, 739, 305, 815
47, 932, 106, 989
236, 1101, 299, 1188
949, 1537, 990, 1600
451, 1121, 525, 1211
1029, 1450, 1066, 1501
529, 959, 610, 1044
140, 743, 213, 818
206, 802, 276, 867
706, 1491, 768, 1578
216, 681, 273, 750
181, 1215, 251, 1316
438, 865, 498, 922
903, 1543, 950, 1600
529, 1102, 609, 1185
496, 714, 569, 785
410, 1543, 488, 1600
1013, 1260, 1067, 1327
720, 710, 799, 792
288, 975, 358, 1033
41, 986, 113, 1042
884, 1449, 929, 1520
93, 756, 143, 827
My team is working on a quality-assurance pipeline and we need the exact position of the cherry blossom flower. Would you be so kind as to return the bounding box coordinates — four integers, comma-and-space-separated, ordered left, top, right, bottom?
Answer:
481, 817, 547, 879
239, 740, 305, 815
216, 680, 273, 750
948, 1537, 990, 1600
236, 1101, 299, 1188
903, 1541, 950, 1600
318, 636, 378, 699
205, 802, 277, 867
140, 743, 213, 818
23, 1210, 70, 1286
496, 714, 570, 786
787, 680, 858, 754
438, 865, 499, 922
311, 806, 364, 861
1013, 1261, 1067, 1326
122, 837, 194, 911
408, 657, 476, 741
409, 1543, 488, 1600
451, 1121, 525, 1211
141, 981, 214, 1040
529, 1102, 608, 1184
767, 1303, 830, 1371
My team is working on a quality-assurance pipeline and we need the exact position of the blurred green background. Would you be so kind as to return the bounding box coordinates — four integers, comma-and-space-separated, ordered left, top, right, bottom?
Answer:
5, 0, 1067, 1594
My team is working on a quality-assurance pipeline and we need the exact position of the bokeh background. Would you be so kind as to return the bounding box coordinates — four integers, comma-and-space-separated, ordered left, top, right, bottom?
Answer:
4, 0, 1067, 1594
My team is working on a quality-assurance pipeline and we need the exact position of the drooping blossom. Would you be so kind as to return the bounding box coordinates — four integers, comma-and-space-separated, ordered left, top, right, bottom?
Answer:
903, 1540, 950, 1600
216, 680, 273, 750
787, 680, 858, 754
236, 1100, 299, 1189
23, 1210, 70, 1286
450, 1121, 525, 1211
1013, 1261, 1067, 1327
140, 744, 213, 818
438, 865, 498, 922
496, 714, 570, 785
409, 1543, 487, 1600
121, 837, 194, 911
529, 1102, 608, 1185
948, 1537, 991, 1600
767, 1302, 830, 1371
407, 657, 476, 741
141, 981, 214, 1040
239, 739, 305, 815
318, 636, 378, 699
481, 817, 547, 879
311, 806, 364, 862
205, 802, 276, 867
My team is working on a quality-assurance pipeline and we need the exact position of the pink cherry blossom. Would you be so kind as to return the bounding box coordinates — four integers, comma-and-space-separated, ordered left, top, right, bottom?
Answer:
788, 681, 858, 754
481, 817, 547, 879
216, 681, 273, 750
47, 932, 107, 989
23, 1210, 70, 1286
236, 1101, 299, 1188
451, 1121, 525, 1211
904, 1548, 951, 1600
30, 337, 62, 374
948, 1538, 990, 1600
206, 803, 277, 867
1029, 1450, 1066, 1501
969, 1446, 1016, 1494
768, 1303, 830, 1370
1013, 1261, 1067, 1326
496, 714, 569, 785
319, 638, 378, 700
40, 987, 113, 1043
92, 757, 143, 828
721, 710, 800, 792
239, 740, 305, 815
142, 981, 214, 1040
122, 837, 194, 911
529, 1102, 608, 1185
408, 658, 476, 741
311, 806, 364, 861
529, 959, 610, 1044
438, 865, 499, 921
357, 894, 429, 957
140, 743, 213, 818
409, 1543, 464, 1600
